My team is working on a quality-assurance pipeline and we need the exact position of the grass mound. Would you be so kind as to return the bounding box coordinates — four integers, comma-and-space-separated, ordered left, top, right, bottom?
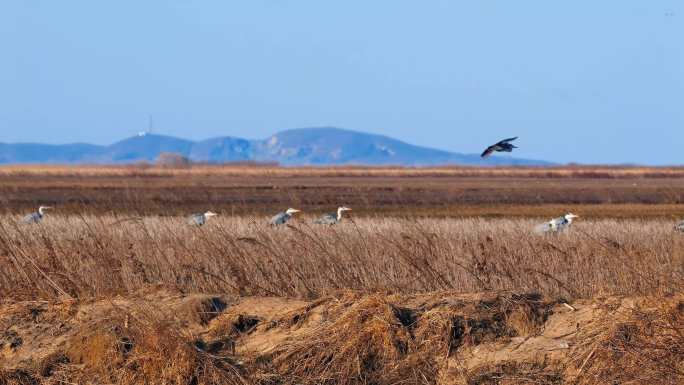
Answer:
1, 291, 682, 385
260, 292, 553, 385
270, 293, 428, 384
575, 298, 684, 385
51, 308, 245, 385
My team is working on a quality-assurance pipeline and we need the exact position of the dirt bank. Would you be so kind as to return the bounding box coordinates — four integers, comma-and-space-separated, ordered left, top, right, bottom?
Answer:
1, 289, 682, 385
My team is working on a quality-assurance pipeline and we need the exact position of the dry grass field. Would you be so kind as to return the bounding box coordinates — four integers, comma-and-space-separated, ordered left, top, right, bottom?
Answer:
1, 216, 682, 301
1, 166, 683, 384
2, 165, 684, 218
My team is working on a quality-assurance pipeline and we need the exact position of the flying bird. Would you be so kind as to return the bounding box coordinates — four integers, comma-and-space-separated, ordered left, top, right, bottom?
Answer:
269, 208, 301, 226
21, 206, 53, 224
188, 211, 218, 226
481, 137, 518, 158
313, 207, 352, 225
535, 213, 580, 234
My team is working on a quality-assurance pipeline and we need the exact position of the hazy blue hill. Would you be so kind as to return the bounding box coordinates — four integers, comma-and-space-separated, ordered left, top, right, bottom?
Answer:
189, 137, 253, 163
0, 128, 551, 166
101, 134, 194, 162
253, 127, 461, 165
0, 142, 104, 164
252, 127, 544, 166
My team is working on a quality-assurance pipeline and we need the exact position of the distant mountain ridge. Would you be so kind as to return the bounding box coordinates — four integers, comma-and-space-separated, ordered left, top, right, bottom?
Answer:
0, 127, 551, 166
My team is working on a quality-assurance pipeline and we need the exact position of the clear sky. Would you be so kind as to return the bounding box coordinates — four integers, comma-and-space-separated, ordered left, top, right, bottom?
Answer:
1, 1, 682, 164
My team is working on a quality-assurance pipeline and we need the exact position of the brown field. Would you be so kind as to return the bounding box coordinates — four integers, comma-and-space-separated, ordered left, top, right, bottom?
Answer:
1, 216, 682, 301
2, 165, 684, 218
1, 166, 683, 384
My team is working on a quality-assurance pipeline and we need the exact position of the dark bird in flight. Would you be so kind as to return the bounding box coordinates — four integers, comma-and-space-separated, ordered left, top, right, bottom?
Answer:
481, 137, 518, 158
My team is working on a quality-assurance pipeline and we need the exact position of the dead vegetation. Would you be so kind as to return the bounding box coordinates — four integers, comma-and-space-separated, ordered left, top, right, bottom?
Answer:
1, 215, 681, 384
0, 216, 682, 301
2, 165, 684, 218
0, 292, 247, 385
0, 166, 682, 384
1, 290, 682, 385
3, 164, 684, 179
573, 299, 684, 384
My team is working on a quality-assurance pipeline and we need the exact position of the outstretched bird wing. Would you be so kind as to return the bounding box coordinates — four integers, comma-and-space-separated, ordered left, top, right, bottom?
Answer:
499, 137, 518, 144
481, 145, 496, 158
481, 137, 518, 158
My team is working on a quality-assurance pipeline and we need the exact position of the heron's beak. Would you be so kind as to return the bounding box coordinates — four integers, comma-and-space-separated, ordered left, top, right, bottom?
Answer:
292, 209, 301, 213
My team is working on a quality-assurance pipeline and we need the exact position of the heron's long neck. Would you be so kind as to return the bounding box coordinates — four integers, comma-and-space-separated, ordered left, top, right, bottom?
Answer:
38, 208, 45, 215
337, 208, 343, 220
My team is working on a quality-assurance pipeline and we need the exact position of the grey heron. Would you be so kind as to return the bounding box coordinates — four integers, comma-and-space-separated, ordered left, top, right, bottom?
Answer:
188, 211, 218, 226
535, 213, 580, 234
269, 208, 301, 226
313, 207, 352, 225
481, 137, 518, 158
21, 206, 53, 224
675, 220, 684, 232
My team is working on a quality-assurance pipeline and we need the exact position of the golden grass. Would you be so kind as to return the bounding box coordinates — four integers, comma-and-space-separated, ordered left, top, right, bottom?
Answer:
2, 290, 681, 385
1, 189, 682, 384
573, 299, 684, 385
1, 216, 682, 301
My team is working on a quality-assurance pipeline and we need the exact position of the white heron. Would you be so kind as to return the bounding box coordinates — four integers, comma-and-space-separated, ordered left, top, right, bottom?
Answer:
269, 208, 301, 226
675, 220, 684, 232
535, 213, 580, 234
188, 211, 218, 226
313, 207, 352, 225
21, 206, 53, 224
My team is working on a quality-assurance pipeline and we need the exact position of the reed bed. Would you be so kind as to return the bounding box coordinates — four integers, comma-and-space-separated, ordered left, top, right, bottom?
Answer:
1, 215, 681, 301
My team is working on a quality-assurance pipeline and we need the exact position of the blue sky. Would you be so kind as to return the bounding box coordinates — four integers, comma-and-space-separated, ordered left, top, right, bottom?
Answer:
1, 1, 682, 164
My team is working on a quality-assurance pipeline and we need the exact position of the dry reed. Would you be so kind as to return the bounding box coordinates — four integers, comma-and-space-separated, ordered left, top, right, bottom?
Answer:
1, 216, 681, 301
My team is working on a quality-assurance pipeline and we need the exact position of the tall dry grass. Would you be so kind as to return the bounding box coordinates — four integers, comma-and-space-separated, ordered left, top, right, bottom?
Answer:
1, 215, 681, 301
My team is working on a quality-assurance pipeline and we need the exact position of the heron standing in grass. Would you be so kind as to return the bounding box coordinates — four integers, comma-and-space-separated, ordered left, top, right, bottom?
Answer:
313, 207, 352, 225
535, 213, 580, 234
188, 211, 218, 226
21, 206, 53, 224
481, 137, 518, 158
675, 220, 684, 232
269, 208, 301, 226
